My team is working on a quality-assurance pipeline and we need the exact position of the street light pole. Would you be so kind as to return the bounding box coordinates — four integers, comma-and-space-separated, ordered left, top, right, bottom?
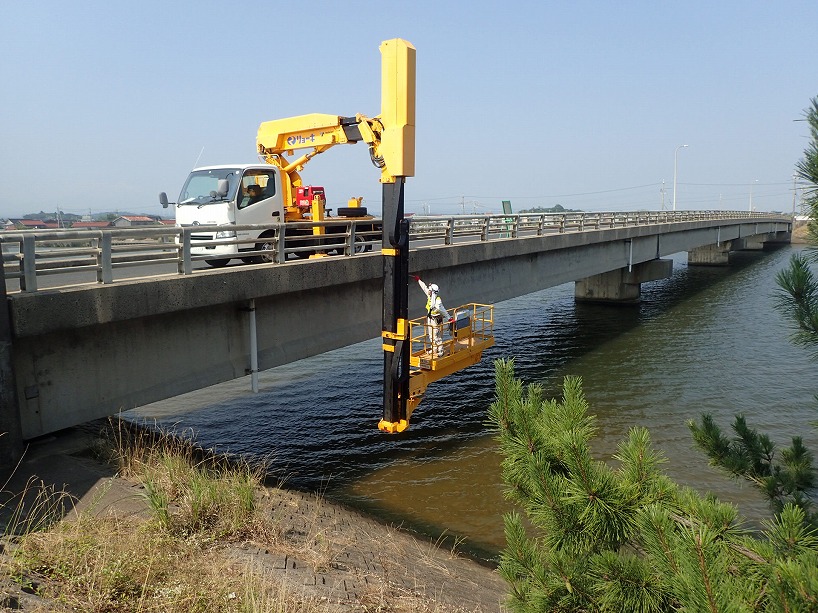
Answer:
749, 179, 758, 212
672, 144, 688, 212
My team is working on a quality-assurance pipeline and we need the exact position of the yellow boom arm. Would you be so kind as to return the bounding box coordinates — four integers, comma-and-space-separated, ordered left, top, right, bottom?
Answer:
257, 113, 388, 191
256, 38, 415, 196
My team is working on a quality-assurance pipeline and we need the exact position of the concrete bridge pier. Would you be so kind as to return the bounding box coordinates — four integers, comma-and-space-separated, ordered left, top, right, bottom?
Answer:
575, 259, 673, 304
766, 229, 793, 245
688, 242, 732, 266
732, 235, 766, 251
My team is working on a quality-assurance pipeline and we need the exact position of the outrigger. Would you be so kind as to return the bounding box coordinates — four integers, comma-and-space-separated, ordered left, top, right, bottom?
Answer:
378, 303, 495, 433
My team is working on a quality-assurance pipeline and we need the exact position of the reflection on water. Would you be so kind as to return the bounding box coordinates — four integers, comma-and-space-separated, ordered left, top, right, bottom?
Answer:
127, 245, 818, 561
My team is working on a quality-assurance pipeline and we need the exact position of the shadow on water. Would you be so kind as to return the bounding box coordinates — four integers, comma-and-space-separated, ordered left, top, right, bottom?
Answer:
127, 244, 812, 563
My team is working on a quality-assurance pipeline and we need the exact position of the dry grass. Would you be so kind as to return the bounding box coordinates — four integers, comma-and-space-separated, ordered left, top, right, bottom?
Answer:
102, 420, 269, 539
0, 420, 497, 612
0, 422, 324, 612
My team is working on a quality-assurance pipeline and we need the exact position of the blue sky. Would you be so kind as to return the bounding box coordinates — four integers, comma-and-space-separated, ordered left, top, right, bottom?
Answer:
2, 1, 815, 219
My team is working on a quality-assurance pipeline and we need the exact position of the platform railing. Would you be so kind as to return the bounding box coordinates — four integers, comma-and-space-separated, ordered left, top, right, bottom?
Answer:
407, 302, 495, 365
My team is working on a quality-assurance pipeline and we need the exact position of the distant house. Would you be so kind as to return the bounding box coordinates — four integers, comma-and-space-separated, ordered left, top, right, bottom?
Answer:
112, 215, 158, 227
159, 219, 176, 226
71, 221, 113, 229
4, 219, 50, 230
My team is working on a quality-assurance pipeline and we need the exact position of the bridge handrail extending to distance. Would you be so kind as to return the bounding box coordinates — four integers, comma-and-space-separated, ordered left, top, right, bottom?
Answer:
0, 210, 791, 293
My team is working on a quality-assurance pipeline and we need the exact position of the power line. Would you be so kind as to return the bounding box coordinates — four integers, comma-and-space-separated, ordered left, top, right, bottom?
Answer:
680, 181, 792, 187
405, 183, 663, 204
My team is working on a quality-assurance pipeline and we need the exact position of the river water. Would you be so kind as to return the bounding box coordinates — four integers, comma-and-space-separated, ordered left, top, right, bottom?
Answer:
127, 243, 818, 562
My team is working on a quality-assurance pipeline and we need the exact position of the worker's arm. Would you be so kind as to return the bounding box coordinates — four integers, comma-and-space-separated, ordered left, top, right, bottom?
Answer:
436, 299, 450, 321
415, 277, 429, 296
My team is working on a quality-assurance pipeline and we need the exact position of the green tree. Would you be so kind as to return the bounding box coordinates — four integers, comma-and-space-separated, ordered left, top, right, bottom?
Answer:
519, 204, 576, 214
689, 96, 818, 531
489, 359, 818, 612
778, 96, 818, 347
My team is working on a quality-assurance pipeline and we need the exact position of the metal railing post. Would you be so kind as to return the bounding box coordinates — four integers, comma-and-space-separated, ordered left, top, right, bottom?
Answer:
22, 235, 37, 292
347, 220, 357, 256
276, 225, 286, 264
99, 232, 113, 284
182, 229, 192, 275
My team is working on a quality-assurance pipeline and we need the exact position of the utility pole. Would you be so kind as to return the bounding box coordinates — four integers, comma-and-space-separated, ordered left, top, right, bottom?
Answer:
660, 180, 665, 210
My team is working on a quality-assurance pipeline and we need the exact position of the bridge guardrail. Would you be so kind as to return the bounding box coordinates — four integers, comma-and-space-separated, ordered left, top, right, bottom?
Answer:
1, 210, 791, 293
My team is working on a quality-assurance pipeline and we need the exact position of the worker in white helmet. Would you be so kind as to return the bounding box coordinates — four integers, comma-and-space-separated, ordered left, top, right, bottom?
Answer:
413, 275, 451, 357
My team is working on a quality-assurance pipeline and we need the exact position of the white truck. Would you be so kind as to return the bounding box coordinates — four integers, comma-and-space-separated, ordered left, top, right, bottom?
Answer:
160, 159, 375, 266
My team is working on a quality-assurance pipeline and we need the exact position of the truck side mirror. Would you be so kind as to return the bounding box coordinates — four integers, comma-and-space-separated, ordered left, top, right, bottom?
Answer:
217, 179, 229, 197
159, 192, 169, 208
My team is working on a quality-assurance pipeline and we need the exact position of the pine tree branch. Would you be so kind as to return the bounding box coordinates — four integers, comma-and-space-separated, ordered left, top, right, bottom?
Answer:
692, 531, 720, 613
489, 359, 818, 612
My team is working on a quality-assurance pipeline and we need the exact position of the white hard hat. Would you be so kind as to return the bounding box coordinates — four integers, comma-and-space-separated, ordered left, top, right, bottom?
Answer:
429, 283, 439, 293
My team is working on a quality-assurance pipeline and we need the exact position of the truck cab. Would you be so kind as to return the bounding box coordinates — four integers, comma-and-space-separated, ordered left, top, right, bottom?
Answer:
162, 164, 285, 266
161, 164, 375, 266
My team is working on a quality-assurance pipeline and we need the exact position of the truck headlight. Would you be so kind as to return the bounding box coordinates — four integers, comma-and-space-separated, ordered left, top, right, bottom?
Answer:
215, 230, 236, 239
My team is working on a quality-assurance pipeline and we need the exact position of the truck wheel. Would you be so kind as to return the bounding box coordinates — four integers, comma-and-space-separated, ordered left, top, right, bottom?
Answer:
255, 240, 275, 263
353, 234, 369, 254
337, 206, 368, 217
241, 234, 277, 264
205, 259, 230, 267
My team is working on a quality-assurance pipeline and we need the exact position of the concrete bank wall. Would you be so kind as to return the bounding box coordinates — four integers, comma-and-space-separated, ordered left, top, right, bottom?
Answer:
6, 218, 790, 439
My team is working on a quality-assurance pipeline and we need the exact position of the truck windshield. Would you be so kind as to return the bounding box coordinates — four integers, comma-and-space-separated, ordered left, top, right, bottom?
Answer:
178, 168, 240, 205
